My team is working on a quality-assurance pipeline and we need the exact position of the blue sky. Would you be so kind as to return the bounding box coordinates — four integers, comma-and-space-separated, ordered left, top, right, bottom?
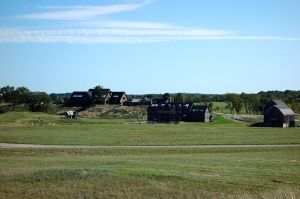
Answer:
0, 0, 299, 94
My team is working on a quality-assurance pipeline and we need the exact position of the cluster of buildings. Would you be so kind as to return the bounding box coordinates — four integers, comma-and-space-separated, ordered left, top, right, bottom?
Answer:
66, 88, 296, 127
67, 88, 153, 107
67, 88, 128, 106
67, 88, 213, 123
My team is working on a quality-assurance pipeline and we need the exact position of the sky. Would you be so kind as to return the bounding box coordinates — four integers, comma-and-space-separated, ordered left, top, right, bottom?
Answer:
0, 0, 299, 94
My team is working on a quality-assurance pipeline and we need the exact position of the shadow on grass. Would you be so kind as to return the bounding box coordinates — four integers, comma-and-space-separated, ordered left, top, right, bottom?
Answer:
249, 122, 265, 127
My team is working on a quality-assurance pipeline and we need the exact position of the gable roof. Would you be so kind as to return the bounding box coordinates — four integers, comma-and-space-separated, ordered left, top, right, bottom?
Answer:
273, 105, 295, 116
111, 92, 126, 97
103, 89, 111, 93
131, 98, 142, 103
192, 105, 210, 112
110, 92, 127, 100
265, 100, 295, 116
70, 91, 92, 99
272, 100, 290, 109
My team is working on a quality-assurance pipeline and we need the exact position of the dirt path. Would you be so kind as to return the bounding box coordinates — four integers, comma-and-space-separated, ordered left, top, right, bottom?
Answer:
1, 143, 300, 149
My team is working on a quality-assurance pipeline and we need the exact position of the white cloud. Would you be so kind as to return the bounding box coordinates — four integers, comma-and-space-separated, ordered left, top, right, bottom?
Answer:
19, 1, 152, 20
1, 1, 298, 44
73, 20, 182, 29
0, 27, 298, 44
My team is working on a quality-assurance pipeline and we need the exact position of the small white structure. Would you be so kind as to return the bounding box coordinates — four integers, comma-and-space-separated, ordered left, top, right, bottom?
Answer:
65, 111, 78, 119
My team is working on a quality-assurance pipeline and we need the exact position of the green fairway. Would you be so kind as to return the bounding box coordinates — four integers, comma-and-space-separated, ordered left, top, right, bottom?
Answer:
0, 147, 299, 198
1, 112, 300, 198
0, 112, 299, 145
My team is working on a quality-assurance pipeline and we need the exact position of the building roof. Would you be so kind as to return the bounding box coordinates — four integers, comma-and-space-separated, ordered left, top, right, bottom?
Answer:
265, 100, 295, 116
110, 92, 127, 100
70, 91, 92, 99
131, 98, 142, 103
192, 105, 210, 112
143, 97, 152, 102
273, 105, 295, 116
272, 100, 290, 109
103, 89, 111, 92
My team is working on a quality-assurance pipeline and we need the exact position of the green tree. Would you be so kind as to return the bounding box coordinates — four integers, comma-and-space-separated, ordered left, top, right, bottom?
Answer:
174, 93, 184, 103
15, 87, 30, 104
225, 101, 234, 113
0, 86, 18, 110
94, 85, 105, 104
27, 92, 51, 112
226, 93, 244, 114
162, 93, 171, 103
249, 95, 261, 114
208, 102, 214, 110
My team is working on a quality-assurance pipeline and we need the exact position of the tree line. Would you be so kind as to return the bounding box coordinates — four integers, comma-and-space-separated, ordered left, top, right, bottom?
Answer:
0, 86, 51, 112
187, 92, 299, 114
144, 91, 300, 114
1, 84, 299, 114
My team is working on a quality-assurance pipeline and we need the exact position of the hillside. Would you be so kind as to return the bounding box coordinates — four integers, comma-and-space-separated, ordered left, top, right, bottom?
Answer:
60, 105, 148, 120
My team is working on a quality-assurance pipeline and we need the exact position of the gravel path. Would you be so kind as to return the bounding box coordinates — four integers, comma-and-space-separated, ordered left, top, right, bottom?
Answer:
1, 143, 300, 149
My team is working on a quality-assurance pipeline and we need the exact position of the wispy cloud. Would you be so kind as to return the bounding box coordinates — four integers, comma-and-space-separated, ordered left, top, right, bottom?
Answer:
72, 20, 182, 29
1, 1, 299, 44
0, 27, 298, 44
19, 1, 152, 20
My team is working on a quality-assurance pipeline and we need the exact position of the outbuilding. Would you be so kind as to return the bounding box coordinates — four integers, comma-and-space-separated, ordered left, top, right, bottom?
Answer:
188, 106, 213, 122
264, 100, 295, 127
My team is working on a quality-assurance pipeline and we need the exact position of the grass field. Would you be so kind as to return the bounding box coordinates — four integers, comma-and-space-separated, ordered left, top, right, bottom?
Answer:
0, 112, 299, 145
0, 111, 300, 198
0, 147, 299, 198
210, 102, 250, 114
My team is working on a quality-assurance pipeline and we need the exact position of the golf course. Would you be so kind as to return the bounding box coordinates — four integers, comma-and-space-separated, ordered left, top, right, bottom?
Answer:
0, 111, 299, 198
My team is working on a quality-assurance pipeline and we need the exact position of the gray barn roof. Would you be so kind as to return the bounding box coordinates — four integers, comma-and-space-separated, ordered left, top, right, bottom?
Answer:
274, 105, 295, 116
272, 100, 290, 109
265, 100, 295, 116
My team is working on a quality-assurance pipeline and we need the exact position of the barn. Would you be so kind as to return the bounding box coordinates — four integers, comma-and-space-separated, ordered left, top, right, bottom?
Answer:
147, 103, 213, 123
188, 106, 213, 122
67, 92, 93, 107
264, 100, 295, 127
109, 92, 128, 105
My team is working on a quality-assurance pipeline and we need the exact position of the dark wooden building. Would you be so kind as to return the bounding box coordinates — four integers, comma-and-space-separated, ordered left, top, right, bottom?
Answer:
264, 100, 295, 127
147, 103, 213, 123
109, 92, 128, 105
188, 106, 212, 122
147, 103, 183, 122
67, 91, 93, 107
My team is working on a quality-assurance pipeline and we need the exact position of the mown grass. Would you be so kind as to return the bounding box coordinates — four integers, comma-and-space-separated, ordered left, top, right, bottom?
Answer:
0, 112, 300, 198
0, 147, 299, 198
0, 112, 299, 145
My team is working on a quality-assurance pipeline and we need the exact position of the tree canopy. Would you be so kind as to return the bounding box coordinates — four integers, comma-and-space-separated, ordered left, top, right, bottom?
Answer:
0, 85, 51, 112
